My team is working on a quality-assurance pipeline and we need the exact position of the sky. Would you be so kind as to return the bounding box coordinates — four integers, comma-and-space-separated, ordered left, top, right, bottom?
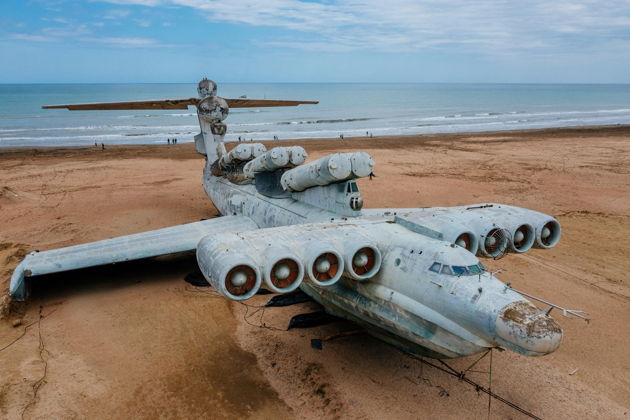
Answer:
1, 0, 630, 83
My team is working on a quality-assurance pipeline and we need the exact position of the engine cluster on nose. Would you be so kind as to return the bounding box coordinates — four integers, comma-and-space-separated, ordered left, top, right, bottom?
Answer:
392, 204, 561, 259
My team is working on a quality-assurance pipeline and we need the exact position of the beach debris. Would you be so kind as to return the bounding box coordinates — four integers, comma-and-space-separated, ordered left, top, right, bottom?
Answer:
311, 330, 363, 350
265, 290, 313, 307
311, 338, 323, 350
288, 311, 338, 329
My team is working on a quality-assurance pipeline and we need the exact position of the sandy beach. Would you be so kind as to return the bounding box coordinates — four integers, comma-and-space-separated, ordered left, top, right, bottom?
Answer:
1, 126, 629, 419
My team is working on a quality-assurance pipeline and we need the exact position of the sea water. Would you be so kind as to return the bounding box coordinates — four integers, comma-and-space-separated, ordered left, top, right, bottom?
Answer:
1, 83, 630, 147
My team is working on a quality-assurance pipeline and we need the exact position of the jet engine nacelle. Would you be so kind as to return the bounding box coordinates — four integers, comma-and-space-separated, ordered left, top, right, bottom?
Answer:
197, 223, 386, 299
528, 215, 561, 249
475, 224, 511, 258
300, 241, 345, 287
197, 233, 307, 299
464, 205, 561, 251
262, 246, 304, 293
197, 234, 262, 300
412, 204, 561, 257
295, 228, 382, 283
342, 237, 382, 281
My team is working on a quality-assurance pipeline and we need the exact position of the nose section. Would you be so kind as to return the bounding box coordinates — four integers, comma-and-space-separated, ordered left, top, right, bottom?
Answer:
495, 301, 563, 355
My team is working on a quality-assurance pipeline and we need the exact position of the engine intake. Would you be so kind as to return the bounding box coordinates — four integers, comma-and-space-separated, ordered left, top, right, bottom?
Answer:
454, 231, 479, 255
510, 223, 535, 253
263, 248, 304, 293
196, 234, 262, 301
343, 239, 382, 280
535, 219, 561, 249
225, 265, 259, 297
304, 243, 344, 286
479, 228, 509, 258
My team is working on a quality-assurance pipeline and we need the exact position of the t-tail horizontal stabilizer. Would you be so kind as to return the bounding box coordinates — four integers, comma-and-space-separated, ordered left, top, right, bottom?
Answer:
42, 98, 318, 111
10, 216, 258, 300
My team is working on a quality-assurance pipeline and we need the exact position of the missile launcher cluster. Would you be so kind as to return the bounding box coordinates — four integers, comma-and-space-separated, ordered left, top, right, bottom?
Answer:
281, 152, 374, 192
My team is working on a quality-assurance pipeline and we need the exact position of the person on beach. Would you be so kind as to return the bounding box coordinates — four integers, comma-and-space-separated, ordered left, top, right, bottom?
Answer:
369, 171, 376, 180
101, 143, 105, 150
168, 138, 171, 144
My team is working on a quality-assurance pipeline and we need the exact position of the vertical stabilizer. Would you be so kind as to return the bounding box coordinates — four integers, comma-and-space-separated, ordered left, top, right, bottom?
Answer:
194, 78, 229, 162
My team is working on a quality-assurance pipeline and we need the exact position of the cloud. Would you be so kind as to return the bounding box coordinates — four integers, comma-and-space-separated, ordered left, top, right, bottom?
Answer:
134, 19, 151, 27
41, 17, 70, 24
8, 24, 166, 49
93, 0, 630, 55
104, 8, 132, 19
81, 36, 160, 47
41, 24, 92, 38
9, 33, 55, 42
91, 0, 163, 6
8, 23, 92, 43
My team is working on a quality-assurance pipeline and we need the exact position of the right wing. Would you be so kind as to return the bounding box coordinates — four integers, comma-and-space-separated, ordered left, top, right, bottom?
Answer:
10, 216, 258, 300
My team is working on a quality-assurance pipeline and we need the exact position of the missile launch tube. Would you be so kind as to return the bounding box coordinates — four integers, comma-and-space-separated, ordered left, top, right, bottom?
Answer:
221, 143, 267, 166
243, 146, 307, 179
287, 146, 307, 166
281, 152, 374, 192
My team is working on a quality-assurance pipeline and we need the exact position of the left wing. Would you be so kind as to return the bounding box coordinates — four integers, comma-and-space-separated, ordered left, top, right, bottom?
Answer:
10, 216, 258, 300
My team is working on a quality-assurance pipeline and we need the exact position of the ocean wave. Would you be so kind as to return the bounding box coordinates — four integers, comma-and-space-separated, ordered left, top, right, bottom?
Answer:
0, 130, 196, 142
117, 113, 196, 119
3, 108, 630, 147
277, 117, 372, 125
0, 124, 198, 134
412, 107, 630, 123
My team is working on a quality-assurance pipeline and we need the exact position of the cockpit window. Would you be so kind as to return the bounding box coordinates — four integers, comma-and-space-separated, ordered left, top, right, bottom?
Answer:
429, 262, 486, 276
429, 262, 441, 273
468, 265, 482, 275
452, 266, 468, 276
350, 182, 359, 193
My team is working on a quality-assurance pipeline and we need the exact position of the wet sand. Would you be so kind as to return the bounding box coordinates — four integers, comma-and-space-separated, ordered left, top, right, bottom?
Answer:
1, 126, 629, 419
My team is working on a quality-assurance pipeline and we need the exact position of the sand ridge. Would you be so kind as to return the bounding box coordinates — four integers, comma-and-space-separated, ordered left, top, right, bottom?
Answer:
1, 126, 629, 418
